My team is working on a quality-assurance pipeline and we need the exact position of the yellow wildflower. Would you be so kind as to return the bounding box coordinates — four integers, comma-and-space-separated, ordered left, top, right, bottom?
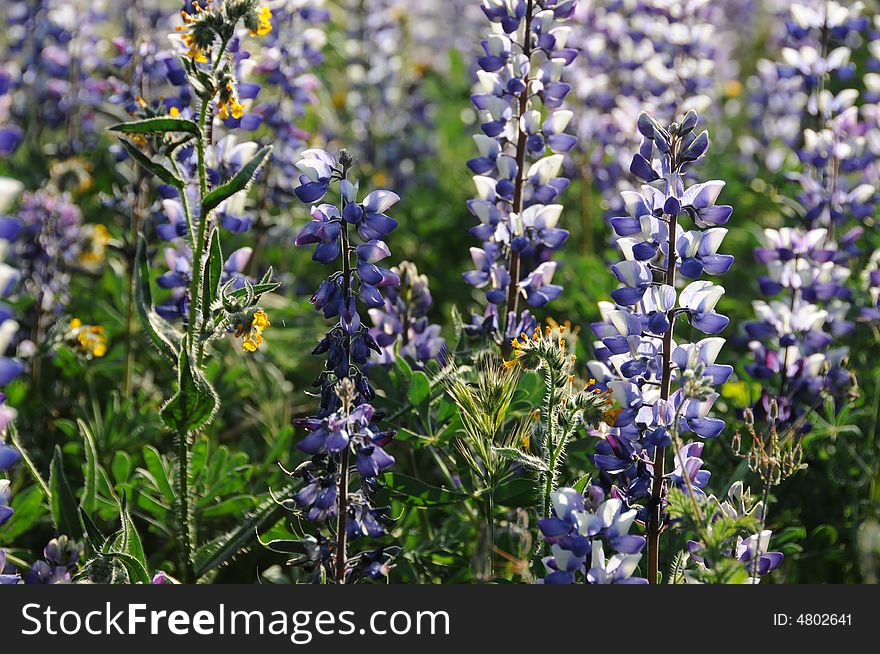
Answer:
68, 319, 107, 358
236, 309, 270, 352
251, 5, 272, 36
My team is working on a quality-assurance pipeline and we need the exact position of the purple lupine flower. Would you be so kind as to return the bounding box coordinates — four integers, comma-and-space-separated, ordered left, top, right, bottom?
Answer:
0, 548, 19, 584
538, 486, 646, 584
741, 2, 872, 432
250, 1, 328, 205
288, 147, 400, 582
368, 261, 446, 367
337, 0, 436, 191
586, 111, 733, 559
464, 0, 579, 340
684, 482, 784, 584
23, 536, 83, 585
570, 0, 732, 218
4, 1, 111, 155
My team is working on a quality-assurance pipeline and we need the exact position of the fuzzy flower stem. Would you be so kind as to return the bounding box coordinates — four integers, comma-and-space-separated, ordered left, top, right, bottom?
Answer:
503, 0, 535, 342
174, 95, 213, 585
540, 366, 557, 521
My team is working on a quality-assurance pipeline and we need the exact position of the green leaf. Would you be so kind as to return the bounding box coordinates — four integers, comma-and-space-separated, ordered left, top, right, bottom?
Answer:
141, 446, 175, 503
493, 447, 548, 472
0, 486, 46, 545
104, 552, 151, 584
135, 235, 180, 362
227, 281, 280, 300
408, 371, 431, 406
111, 451, 132, 485
202, 227, 223, 312
119, 139, 184, 188
160, 338, 219, 433
381, 473, 467, 507
202, 145, 272, 214
194, 491, 288, 579
7, 424, 51, 501
573, 475, 592, 494
117, 494, 147, 568
78, 419, 98, 515
80, 507, 107, 551
109, 117, 199, 136
201, 495, 253, 519
50, 446, 84, 540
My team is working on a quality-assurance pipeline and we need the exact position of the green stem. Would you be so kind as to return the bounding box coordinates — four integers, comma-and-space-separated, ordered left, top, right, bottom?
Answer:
174, 96, 211, 583
485, 490, 495, 581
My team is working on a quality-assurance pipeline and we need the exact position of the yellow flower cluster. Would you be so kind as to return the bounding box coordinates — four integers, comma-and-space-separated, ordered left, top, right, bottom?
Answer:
69, 319, 107, 358
217, 82, 246, 119
504, 322, 571, 370
176, 2, 211, 63
78, 224, 111, 267
235, 309, 270, 352
251, 5, 272, 36
504, 321, 621, 427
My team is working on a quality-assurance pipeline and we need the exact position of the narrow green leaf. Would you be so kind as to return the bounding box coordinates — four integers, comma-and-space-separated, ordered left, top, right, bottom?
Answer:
111, 451, 132, 485
202, 227, 222, 312
135, 235, 180, 362
227, 281, 280, 300
119, 139, 184, 188
109, 117, 199, 136
194, 490, 289, 579
80, 507, 107, 551
8, 424, 50, 501
573, 475, 592, 494
141, 446, 175, 503
78, 419, 98, 515
49, 446, 84, 540
118, 494, 147, 568
381, 473, 467, 507
202, 145, 272, 214
493, 447, 549, 472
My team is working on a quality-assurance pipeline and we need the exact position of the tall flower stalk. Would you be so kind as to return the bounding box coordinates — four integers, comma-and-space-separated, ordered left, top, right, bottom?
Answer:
284, 147, 400, 583
108, 0, 278, 582
464, 0, 579, 343
588, 110, 734, 583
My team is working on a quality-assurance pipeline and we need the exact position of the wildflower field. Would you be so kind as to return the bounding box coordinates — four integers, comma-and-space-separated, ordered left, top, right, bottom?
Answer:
0, 0, 878, 586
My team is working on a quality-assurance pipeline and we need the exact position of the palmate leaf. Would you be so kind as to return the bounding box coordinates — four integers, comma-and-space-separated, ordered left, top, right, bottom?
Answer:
119, 139, 184, 189
109, 117, 199, 136
160, 338, 218, 433
135, 235, 180, 362
203, 145, 272, 214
